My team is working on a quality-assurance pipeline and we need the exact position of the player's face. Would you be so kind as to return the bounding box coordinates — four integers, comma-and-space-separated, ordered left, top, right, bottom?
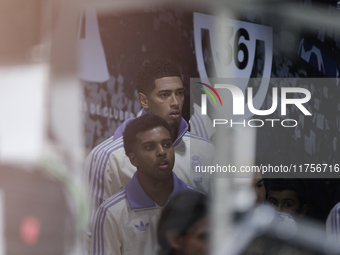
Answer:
179, 217, 209, 255
251, 177, 265, 204
266, 190, 306, 217
129, 126, 174, 182
141, 77, 184, 128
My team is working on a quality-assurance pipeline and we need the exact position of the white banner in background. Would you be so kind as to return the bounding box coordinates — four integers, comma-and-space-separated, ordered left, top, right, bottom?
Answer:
194, 12, 273, 118
78, 8, 109, 83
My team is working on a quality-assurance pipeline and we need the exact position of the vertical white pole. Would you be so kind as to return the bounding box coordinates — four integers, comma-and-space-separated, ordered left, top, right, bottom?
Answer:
0, 189, 5, 255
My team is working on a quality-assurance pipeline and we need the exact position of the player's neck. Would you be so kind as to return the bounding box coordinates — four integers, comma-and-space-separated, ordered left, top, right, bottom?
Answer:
171, 126, 178, 143
138, 173, 173, 206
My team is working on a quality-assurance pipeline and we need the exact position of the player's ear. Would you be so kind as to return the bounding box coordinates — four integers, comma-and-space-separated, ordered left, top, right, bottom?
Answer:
165, 231, 184, 251
128, 153, 138, 168
138, 92, 149, 110
299, 204, 308, 217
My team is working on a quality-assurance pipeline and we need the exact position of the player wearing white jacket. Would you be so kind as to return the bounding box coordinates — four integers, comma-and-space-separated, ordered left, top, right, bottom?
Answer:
84, 59, 214, 253
85, 109, 213, 211
91, 171, 193, 255
91, 114, 197, 255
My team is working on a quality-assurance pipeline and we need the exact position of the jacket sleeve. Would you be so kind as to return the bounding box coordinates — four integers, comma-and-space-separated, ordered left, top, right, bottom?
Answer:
83, 139, 136, 254
85, 141, 127, 219
91, 206, 124, 255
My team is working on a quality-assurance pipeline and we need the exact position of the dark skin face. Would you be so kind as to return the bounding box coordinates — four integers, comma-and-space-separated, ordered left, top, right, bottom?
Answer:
252, 177, 266, 204
129, 126, 174, 183
179, 217, 209, 255
139, 77, 185, 142
167, 217, 209, 255
266, 189, 308, 218
128, 126, 175, 206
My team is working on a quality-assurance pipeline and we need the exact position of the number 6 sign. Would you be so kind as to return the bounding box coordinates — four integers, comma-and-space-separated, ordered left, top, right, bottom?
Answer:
194, 12, 273, 118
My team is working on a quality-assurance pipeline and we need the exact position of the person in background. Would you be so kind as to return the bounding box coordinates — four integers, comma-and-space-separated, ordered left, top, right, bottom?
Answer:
265, 179, 308, 218
251, 171, 266, 204
326, 202, 340, 242
158, 189, 209, 255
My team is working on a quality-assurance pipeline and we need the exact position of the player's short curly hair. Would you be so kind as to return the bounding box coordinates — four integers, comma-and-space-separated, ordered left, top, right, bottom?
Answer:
136, 59, 182, 95
123, 114, 172, 156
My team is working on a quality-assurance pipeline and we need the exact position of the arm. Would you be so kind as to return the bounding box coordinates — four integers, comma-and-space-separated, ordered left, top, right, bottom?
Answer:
91, 206, 124, 255
85, 117, 136, 214
85, 141, 126, 218
83, 143, 125, 255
